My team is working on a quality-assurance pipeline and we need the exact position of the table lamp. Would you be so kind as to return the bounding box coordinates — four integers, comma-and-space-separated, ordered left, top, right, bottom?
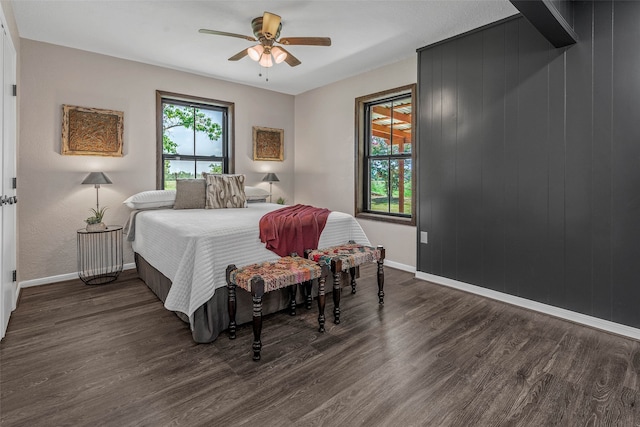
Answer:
262, 173, 279, 203
82, 172, 112, 211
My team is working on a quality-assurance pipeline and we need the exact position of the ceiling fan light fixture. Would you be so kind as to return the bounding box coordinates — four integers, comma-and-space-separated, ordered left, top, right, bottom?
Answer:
200, 11, 331, 69
262, 12, 282, 39
259, 53, 273, 68
247, 44, 264, 61
271, 46, 287, 64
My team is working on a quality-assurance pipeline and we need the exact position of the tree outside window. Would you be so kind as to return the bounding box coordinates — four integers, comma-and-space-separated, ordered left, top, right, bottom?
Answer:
356, 85, 415, 225
156, 91, 234, 189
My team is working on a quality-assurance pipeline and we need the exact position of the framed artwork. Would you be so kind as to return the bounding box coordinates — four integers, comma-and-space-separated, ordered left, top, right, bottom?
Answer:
253, 126, 284, 161
62, 105, 124, 156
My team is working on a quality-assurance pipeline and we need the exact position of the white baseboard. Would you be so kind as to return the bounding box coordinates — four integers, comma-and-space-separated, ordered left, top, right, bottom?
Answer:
416, 272, 640, 341
384, 260, 416, 273
19, 263, 136, 289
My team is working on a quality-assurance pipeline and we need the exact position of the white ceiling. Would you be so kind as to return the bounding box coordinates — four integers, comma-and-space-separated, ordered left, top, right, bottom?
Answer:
11, 0, 518, 95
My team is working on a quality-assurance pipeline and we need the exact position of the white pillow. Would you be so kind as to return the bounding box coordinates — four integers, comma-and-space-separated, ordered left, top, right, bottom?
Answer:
123, 190, 176, 209
245, 186, 270, 201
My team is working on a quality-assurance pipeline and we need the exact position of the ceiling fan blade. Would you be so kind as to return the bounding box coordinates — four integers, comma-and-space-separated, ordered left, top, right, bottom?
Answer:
198, 29, 256, 42
228, 49, 249, 61
262, 12, 281, 40
278, 47, 301, 67
278, 37, 331, 46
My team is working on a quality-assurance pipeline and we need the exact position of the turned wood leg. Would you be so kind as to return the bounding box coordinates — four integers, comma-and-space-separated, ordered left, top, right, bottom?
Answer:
349, 266, 357, 294
331, 259, 344, 324
251, 278, 265, 361
302, 250, 314, 310
300, 280, 307, 306
289, 284, 297, 316
317, 276, 326, 333
226, 265, 237, 340
333, 272, 341, 324
377, 260, 385, 305
304, 281, 313, 309
377, 246, 385, 305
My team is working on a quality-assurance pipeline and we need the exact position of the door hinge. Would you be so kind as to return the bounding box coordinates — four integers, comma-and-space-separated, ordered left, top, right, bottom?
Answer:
12, 177, 16, 189
12, 84, 16, 96
12, 270, 16, 282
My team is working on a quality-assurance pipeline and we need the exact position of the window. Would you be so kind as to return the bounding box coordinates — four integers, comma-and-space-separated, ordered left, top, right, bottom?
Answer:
156, 91, 234, 189
355, 84, 415, 225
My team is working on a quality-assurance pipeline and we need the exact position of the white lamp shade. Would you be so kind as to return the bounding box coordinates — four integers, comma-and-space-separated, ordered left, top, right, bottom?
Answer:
271, 46, 287, 64
259, 53, 273, 68
247, 44, 264, 61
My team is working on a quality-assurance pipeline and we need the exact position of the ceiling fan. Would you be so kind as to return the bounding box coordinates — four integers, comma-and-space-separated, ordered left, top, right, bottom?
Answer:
199, 11, 331, 68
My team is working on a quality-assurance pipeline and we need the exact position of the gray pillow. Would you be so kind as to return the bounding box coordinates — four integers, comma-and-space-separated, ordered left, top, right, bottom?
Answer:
173, 179, 206, 209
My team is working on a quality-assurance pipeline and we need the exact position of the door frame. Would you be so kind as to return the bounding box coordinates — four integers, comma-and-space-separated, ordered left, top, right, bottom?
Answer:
0, 5, 17, 339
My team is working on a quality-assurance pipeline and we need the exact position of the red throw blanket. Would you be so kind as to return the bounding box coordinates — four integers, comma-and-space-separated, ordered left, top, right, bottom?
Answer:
259, 204, 331, 257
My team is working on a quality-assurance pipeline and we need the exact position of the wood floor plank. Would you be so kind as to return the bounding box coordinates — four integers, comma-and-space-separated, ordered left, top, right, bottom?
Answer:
2, 265, 640, 426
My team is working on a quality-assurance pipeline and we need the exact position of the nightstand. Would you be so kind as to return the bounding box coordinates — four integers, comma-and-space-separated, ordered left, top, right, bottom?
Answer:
77, 225, 123, 285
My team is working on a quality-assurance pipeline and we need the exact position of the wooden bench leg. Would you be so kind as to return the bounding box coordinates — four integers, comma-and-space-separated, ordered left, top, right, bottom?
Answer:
226, 265, 237, 340
377, 260, 385, 304
289, 284, 297, 316
332, 271, 341, 324
377, 246, 385, 305
302, 250, 314, 310
304, 281, 313, 309
317, 276, 326, 332
251, 277, 265, 361
331, 259, 342, 324
349, 266, 357, 294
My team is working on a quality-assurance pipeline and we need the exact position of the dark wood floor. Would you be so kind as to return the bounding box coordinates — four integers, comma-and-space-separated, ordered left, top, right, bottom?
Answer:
1, 266, 639, 426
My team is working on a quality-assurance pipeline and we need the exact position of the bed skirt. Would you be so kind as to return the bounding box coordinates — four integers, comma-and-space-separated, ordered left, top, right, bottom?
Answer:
134, 253, 347, 343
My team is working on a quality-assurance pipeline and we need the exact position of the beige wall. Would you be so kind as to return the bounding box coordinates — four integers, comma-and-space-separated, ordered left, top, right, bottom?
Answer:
18, 38, 416, 283
293, 57, 417, 269
1, 1, 20, 53
18, 40, 294, 282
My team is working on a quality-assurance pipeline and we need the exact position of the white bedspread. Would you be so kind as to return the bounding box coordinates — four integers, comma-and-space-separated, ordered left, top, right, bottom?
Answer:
131, 203, 370, 318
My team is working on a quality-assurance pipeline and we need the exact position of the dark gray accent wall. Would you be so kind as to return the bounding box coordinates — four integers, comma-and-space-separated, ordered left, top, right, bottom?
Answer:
547, 0, 573, 22
417, 0, 640, 328
510, 0, 578, 47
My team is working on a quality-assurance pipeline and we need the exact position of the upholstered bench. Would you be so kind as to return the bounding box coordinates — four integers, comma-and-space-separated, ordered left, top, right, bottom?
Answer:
306, 242, 385, 324
225, 255, 330, 361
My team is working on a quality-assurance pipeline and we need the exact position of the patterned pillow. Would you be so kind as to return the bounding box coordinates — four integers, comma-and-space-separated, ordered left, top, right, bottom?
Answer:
205, 174, 247, 209
173, 179, 206, 209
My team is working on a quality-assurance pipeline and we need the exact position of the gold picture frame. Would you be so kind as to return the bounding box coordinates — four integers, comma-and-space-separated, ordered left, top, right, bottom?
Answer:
253, 126, 284, 161
62, 105, 124, 156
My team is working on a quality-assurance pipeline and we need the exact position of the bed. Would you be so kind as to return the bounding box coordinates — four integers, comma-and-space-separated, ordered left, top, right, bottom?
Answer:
128, 200, 371, 343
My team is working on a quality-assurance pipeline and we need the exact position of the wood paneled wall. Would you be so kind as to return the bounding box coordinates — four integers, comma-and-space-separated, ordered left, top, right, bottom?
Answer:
547, 0, 573, 26
417, 0, 640, 328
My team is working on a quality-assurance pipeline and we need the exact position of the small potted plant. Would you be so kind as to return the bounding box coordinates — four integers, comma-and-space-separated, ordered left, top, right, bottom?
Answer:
85, 207, 108, 231
276, 197, 286, 205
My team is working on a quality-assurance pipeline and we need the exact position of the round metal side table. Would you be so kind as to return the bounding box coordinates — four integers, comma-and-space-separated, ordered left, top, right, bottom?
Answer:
77, 225, 123, 285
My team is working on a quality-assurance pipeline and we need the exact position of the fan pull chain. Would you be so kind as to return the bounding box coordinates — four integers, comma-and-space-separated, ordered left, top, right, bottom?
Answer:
257, 65, 269, 82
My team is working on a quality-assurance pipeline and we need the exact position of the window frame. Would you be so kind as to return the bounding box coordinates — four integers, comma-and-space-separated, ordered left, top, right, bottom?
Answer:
355, 84, 416, 226
156, 90, 235, 189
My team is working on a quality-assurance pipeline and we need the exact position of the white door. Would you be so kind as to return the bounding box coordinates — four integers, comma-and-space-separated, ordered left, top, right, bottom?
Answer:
0, 23, 4, 339
1, 23, 16, 339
